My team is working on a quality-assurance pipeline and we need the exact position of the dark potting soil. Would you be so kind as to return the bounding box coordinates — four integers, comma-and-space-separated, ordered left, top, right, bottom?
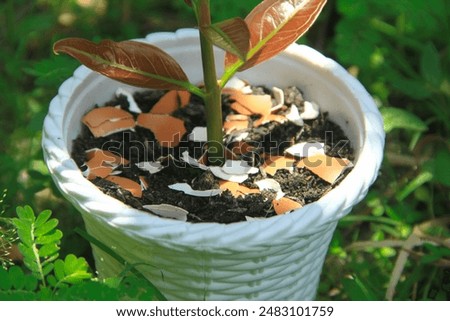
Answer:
71, 86, 354, 223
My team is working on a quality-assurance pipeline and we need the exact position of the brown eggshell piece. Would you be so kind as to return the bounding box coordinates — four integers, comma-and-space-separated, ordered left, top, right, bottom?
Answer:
272, 197, 302, 215
150, 90, 192, 114
86, 148, 129, 166
297, 154, 351, 184
137, 113, 186, 147
229, 91, 272, 116
85, 160, 113, 180
177, 90, 191, 107
223, 115, 249, 134
105, 176, 142, 198
253, 114, 288, 127
82, 107, 135, 138
219, 181, 259, 198
262, 156, 296, 176
150, 90, 178, 114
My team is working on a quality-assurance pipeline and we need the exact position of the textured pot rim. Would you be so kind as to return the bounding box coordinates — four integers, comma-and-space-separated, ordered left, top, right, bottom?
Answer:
42, 29, 384, 247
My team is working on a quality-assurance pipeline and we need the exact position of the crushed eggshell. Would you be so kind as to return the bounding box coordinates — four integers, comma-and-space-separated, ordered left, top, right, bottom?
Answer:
254, 178, 285, 200
181, 151, 209, 170
86, 148, 129, 166
136, 161, 164, 174
82, 161, 113, 180
143, 204, 188, 221
219, 181, 259, 198
284, 142, 325, 158
83, 148, 129, 179
262, 156, 296, 176
221, 160, 259, 175
150, 90, 191, 114
272, 197, 302, 215
104, 175, 142, 198
300, 101, 320, 120
285, 104, 304, 126
253, 114, 288, 127
271, 86, 285, 112
229, 90, 272, 116
137, 113, 186, 148
296, 154, 352, 184
188, 127, 208, 142
168, 183, 221, 197
209, 166, 249, 183
223, 114, 250, 134
139, 176, 149, 190
116, 87, 141, 113
82, 106, 135, 138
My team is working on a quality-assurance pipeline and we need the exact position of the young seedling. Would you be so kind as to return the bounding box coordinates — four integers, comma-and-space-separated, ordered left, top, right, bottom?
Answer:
53, 0, 327, 165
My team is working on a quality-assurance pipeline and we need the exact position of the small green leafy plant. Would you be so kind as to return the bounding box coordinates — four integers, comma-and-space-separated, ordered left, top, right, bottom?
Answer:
53, 0, 327, 165
0, 205, 165, 300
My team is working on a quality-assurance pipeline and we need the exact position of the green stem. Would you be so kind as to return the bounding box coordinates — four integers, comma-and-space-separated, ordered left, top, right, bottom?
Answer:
197, 0, 224, 165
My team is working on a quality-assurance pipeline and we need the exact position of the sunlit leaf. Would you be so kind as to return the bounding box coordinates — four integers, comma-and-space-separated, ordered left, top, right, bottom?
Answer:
54, 38, 190, 90
225, 0, 327, 70
202, 18, 250, 60
381, 107, 428, 133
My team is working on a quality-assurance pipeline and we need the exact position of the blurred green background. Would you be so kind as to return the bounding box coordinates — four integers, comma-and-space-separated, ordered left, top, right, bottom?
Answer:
0, 0, 449, 300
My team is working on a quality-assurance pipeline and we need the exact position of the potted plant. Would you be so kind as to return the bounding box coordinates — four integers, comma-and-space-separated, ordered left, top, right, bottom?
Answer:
43, 0, 384, 300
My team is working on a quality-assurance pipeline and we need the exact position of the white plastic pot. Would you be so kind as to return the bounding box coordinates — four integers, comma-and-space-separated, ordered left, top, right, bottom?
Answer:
42, 29, 384, 300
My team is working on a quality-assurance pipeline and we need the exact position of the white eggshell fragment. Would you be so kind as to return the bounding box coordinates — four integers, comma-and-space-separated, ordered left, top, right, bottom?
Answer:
209, 167, 249, 183
116, 87, 141, 113
136, 161, 164, 174
301, 101, 320, 120
168, 183, 221, 197
181, 151, 209, 170
255, 178, 285, 200
221, 160, 259, 175
188, 127, 208, 142
285, 142, 325, 158
271, 86, 285, 112
143, 204, 188, 221
286, 104, 304, 126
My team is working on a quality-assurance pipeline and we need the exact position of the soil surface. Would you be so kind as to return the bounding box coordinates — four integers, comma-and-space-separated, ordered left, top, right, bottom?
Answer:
71, 85, 354, 223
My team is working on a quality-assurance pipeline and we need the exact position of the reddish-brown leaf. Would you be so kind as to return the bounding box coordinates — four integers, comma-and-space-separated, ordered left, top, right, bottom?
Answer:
225, 0, 327, 71
202, 18, 250, 60
54, 38, 189, 90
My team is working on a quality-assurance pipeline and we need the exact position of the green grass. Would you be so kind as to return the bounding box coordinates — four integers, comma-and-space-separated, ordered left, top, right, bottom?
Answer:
0, 0, 449, 300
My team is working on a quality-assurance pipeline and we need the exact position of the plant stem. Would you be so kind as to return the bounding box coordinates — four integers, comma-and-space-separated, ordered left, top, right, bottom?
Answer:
197, 0, 224, 165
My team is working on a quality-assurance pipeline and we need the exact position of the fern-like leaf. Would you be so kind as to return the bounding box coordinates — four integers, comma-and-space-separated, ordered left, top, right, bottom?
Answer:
12, 206, 61, 286
47, 254, 92, 289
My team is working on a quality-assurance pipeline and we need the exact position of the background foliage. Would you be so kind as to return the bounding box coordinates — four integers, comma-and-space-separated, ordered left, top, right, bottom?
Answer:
0, 0, 448, 300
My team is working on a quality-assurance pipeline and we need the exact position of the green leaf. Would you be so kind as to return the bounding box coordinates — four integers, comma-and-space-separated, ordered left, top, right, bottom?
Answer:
36, 229, 63, 245
39, 243, 59, 257
16, 206, 35, 222
396, 170, 433, 201
35, 218, 58, 237
420, 42, 442, 87
201, 18, 250, 61
52, 255, 92, 287
9, 266, 25, 290
34, 210, 52, 228
381, 107, 428, 133
53, 259, 65, 282
225, 0, 328, 71
342, 275, 378, 300
53, 38, 191, 90
0, 268, 12, 290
